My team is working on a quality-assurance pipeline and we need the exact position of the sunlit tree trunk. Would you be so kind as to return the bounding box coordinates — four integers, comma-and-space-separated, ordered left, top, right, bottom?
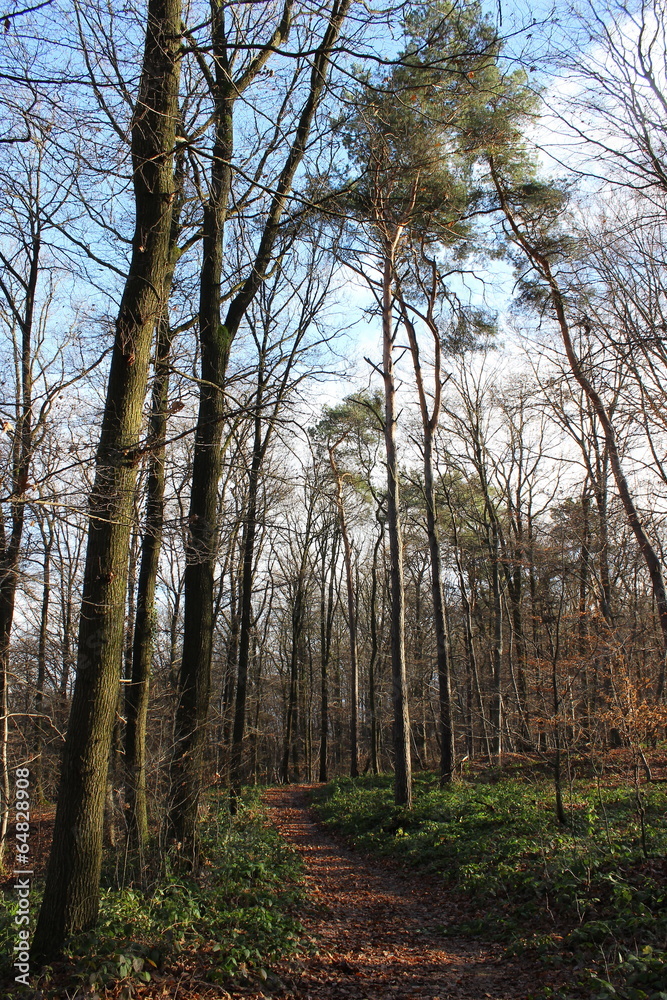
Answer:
381, 246, 411, 808
32, 0, 181, 959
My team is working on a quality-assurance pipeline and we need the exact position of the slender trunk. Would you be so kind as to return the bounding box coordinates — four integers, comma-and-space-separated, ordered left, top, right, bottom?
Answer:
220, 571, 240, 780
329, 449, 359, 778
34, 518, 53, 803
319, 550, 329, 784
231, 394, 264, 803
282, 537, 310, 784
251, 637, 262, 783
125, 317, 177, 847
280, 616, 299, 785
444, 486, 492, 760
397, 283, 453, 783
126, 149, 183, 846
553, 650, 567, 825
489, 520, 503, 759
368, 526, 383, 775
382, 248, 411, 808
318, 529, 338, 782
32, 0, 181, 959
168, 51, 233, 857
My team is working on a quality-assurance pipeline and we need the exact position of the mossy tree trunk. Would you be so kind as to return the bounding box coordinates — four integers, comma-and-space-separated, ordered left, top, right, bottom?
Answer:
31, 0, 181, 960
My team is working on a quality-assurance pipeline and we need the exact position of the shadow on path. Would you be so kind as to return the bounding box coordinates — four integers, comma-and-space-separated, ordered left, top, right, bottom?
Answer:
265, 785, 569, 1000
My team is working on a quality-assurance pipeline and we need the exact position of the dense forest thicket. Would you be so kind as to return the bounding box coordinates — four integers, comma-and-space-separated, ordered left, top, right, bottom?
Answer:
1, 0, 666, 964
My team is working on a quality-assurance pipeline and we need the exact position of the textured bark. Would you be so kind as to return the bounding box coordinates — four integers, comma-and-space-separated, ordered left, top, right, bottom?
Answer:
32, 0, 181, 959
125, 319, 175, 848
125, 152, 183, 848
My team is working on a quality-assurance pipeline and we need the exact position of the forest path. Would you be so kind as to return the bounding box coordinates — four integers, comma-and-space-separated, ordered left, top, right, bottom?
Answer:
264, 785, 564, 1000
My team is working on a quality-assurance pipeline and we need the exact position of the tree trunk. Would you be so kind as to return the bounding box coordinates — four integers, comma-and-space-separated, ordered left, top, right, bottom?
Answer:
125, 316, 176, 848
283, 573, 305, 783
329, 448, 359, 778
34, 518, 53, 803
368, 526, 383, 775
32, 0, 181, 959
398, 289, 453, 784
167, 40, 233, 856
381, 248, 411, 808
126, 150, 184, 847
489, 520, 503, 759
318, 527, 338, 783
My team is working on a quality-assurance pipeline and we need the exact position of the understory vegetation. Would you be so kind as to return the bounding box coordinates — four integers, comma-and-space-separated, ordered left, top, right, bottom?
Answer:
311, 762, 667, 1000
0, 791, 305, 995
5, 0, 667, 971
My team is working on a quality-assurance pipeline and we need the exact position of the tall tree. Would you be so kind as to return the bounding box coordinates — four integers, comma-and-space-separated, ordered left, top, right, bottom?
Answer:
395, 260, 455, 782
32, 0, 182, 958
337, 0, 534, 797
168, 0, 352, 857
229, 256, 337, 805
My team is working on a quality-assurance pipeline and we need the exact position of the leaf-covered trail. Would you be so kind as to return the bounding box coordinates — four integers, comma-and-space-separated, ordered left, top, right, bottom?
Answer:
265, 785, 566, 1000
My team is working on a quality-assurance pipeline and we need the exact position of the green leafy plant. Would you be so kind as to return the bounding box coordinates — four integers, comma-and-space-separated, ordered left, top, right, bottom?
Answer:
0, 789, 305, 993
312, 768, 667, 998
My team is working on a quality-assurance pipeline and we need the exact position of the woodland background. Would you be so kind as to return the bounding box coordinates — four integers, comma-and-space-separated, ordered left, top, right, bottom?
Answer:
0, 0, 666, 965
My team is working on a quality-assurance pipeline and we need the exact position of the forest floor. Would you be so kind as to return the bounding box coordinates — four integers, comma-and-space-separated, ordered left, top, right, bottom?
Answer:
8, 759, 665, 999
261, 785, 574, 1000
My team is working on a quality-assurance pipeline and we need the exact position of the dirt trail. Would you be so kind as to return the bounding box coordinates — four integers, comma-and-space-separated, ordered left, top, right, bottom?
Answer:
265, 785, 565, 1000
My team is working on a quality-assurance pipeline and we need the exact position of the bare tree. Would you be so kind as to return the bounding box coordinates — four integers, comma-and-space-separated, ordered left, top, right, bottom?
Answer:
32, 0, 182, 958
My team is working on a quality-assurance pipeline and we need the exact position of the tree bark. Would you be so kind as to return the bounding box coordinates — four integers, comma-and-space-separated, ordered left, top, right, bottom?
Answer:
125, 318, 175, 848
125, 147, 184, 848
32, 0, 181, 959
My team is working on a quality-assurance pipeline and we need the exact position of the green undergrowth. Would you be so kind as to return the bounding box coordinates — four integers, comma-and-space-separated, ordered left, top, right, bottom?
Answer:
311, 768, 667, 1000
0, 788, 305, 994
